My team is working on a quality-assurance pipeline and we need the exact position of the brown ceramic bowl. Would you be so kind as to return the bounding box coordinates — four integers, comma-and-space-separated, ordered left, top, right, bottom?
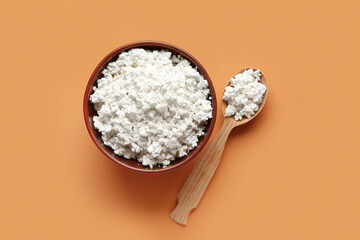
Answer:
83, 41, 217, 173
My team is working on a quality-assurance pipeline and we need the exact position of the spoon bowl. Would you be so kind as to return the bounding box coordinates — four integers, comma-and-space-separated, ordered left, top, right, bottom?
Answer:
221, 67, 268, 126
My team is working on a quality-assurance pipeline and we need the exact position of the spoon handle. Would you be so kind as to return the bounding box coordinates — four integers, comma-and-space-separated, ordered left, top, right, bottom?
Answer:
169, 118, 235, 225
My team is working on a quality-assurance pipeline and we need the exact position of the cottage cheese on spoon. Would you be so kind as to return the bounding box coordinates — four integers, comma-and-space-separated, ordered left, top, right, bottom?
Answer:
223, 68, 267, 120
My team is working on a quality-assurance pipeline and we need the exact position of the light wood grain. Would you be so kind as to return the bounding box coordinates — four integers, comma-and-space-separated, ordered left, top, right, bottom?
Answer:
169, 117, 236, 224
169, 68, 268, 225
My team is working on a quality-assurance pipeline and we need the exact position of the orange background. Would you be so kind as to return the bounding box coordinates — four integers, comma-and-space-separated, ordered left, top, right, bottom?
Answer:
1, 0, 359, 239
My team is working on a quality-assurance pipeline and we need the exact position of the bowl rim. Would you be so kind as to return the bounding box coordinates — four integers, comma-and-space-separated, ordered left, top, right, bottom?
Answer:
83, 41, 217, 173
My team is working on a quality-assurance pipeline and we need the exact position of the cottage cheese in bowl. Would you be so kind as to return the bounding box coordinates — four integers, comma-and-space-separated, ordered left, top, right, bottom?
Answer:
90, 48, 213, 168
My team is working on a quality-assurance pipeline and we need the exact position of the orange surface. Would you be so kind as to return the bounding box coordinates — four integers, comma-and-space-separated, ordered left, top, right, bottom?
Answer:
1, 0, 359, 239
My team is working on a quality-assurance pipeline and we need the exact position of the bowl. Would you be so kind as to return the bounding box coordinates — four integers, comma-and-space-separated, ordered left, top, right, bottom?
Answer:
83, 41, 217, 173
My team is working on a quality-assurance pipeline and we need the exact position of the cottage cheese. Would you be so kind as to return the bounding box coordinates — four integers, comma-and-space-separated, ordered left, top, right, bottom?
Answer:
223, 69, 266, 120
90, 48, 212, 168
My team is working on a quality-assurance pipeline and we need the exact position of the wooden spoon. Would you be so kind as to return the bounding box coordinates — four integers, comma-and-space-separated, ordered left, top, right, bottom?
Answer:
169, 68, 268, 225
